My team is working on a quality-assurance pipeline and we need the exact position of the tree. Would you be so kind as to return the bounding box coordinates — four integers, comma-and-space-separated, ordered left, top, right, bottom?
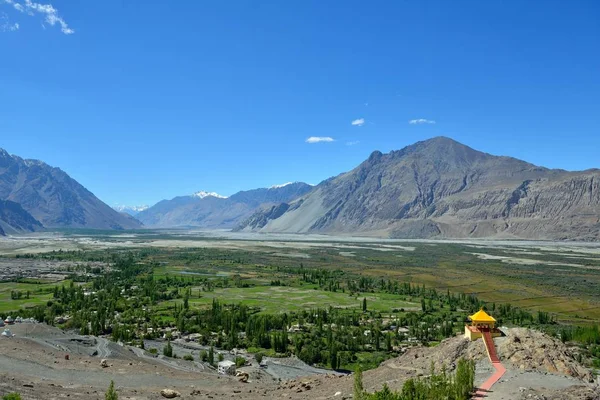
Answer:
353, 366, 364, 400
362, 298, 367, 312
105, 380, 118, 400
255, 352, 264, 364
163, 340, 173, 357
208, 346, 215, 365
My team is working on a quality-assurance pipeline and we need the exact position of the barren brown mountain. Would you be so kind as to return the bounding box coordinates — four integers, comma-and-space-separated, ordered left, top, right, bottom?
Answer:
238, 137, 600, 240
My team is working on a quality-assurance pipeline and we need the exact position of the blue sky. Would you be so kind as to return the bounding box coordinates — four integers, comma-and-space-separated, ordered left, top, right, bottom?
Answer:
1, 1, 599, 207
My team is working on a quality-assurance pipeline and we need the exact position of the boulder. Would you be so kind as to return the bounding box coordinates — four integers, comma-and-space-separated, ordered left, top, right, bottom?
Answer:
161, 389, 181, 398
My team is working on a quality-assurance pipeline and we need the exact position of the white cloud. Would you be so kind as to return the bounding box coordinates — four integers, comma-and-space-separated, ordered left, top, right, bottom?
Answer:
346, 141, 360, 146
351, 118, 365, 126
306, 136, 335, 144
2, 0, 74, 34
409, 119, 436, 125
0, 11, 17, 31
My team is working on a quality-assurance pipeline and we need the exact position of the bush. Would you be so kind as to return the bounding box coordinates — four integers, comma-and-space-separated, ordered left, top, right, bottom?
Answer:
255, 352, 264, 364
235, 356, 246, 367
183, 354, 194, 361
105, 380, 118, 400
148, 348, 158, 355
3, 394, 22, 400
200, 350, 208, 361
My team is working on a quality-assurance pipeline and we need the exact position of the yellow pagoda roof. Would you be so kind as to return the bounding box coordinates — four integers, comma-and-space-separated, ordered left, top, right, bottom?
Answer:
468, 309, 496, 322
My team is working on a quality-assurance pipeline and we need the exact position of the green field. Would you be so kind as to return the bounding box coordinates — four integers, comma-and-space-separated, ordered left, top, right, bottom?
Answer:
158, 285, 419, 314
0, 281, 70, 313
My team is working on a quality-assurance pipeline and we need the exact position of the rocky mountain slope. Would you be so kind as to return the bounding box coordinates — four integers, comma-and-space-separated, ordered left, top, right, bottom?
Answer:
1, 324, 596, 400
0, 148, 142, 231
237, 137, 600, 240
136, 182, 313, 228
0, 199, 43, 235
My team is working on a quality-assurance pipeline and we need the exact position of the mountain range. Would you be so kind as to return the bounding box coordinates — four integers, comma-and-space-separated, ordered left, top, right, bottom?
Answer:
112, 205, 150, 216
136, 182, 313, 228
1, 138, 599, 240
0, 148, 142, 234
237, 137, 600, 240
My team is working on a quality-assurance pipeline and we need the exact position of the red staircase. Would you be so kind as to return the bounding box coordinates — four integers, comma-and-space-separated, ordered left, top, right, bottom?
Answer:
481, 329, 499, 363
472, 328, 506, 398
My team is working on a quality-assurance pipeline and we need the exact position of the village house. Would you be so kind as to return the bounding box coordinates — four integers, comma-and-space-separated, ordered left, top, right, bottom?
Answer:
217, 360, 236, 375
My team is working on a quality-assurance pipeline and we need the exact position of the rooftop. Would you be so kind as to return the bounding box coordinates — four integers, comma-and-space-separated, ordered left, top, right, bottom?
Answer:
469, 309, 496, 323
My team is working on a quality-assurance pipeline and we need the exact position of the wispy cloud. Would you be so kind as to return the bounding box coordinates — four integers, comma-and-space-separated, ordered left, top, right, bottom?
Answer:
1, 12, 18, 31
306, 136, 335, 144
346, 141, 360, 146
351, 118, 365, 126
3, 0, 74, 34
409, 118, 436, 125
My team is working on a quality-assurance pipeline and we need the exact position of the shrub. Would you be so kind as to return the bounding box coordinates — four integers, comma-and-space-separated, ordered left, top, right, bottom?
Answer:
3, 394, 22, 400
200, 350, 208, 361
183, 354, 194, 361
235, 356, 246, 367
105, 380, 118, 400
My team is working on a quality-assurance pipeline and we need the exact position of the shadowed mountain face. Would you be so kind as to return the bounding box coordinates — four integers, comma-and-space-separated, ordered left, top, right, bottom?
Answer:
237, 137, 600, 240
0, 149, 142, 231
0, 199, 43, 235
136, 182, 313, 228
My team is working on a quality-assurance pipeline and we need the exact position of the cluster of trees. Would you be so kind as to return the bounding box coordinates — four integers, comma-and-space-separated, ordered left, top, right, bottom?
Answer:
354, 359, 475, 400
7, 250, 599, 372
9, 290, 29, 300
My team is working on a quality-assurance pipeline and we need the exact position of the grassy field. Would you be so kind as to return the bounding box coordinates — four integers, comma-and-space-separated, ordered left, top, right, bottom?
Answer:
0, 280, 70, 313
158, 285, 419, 314
146, 240, 600, 323
2, 232, 599, 323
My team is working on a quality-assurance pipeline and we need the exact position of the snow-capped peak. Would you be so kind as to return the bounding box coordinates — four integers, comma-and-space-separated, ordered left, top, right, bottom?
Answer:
193, 191, 228, 199
270, 182, 295, 189
112, 205, 149, 216
113, 205, 149, 212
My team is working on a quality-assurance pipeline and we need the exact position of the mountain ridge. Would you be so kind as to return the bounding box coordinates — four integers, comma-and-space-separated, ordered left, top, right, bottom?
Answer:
136, 182, 313, 228
237, 137, 600, 240
0, 148, 142, 231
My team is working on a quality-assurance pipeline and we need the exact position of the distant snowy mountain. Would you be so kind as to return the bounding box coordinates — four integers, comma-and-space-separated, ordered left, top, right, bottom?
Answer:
270, 182, 294, 189
137, 182, 313, 228
113, 205, 150, 216
192, 191, 228, 199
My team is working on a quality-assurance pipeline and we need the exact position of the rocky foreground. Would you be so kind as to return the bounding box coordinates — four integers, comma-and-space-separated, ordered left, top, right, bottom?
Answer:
0, 324, 598, 399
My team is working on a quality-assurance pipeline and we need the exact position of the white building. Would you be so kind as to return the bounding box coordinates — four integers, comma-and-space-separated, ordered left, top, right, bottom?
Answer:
217, 360, 236, 375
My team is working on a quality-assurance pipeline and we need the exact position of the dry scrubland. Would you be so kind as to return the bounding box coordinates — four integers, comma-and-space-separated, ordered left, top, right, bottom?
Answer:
0, 323, 598, 399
